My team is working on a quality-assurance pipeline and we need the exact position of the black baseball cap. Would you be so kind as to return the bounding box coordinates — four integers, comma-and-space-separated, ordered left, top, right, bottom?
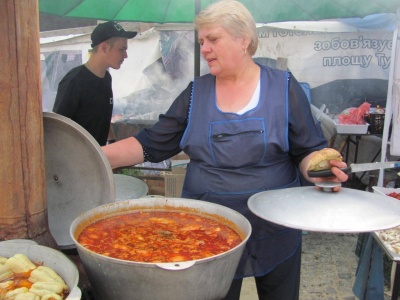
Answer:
91, 21, 137, 48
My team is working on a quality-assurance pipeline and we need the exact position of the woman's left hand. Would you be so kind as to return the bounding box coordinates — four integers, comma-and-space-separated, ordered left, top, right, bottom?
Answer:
301, 151, 349, 192
309, 159, 349, 192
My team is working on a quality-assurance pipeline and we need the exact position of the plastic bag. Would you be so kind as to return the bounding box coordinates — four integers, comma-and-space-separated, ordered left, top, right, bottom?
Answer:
338, 102, 371, 124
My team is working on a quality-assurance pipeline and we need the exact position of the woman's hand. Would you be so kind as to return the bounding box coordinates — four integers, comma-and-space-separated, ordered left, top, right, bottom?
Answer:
300, 151, 349, 192
309, 159, 349, 192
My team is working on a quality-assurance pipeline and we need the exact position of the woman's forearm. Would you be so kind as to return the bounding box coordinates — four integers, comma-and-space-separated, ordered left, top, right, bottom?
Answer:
102, 137, 144, 169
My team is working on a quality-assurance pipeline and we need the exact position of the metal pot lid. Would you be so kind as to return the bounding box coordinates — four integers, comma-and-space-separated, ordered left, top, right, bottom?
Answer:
113, 174, 149, 201
248, 186, 400, 233
43, 112, 115, 249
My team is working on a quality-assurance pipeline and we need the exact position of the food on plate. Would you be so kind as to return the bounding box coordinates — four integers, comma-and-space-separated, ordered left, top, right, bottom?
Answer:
0, 265, 13, 281
377, 226, 400, 255
29, 267, 67, 290
337, 102, 371, 124
14, 291, 40, 300
78, 210, 243, 263
29, 282, 65, 297
0, 281, 12, 290
4, 287, 30, 299
376, 191, 400, 255
0, 254, 68, 300
4, 254, 36, 273
41, 294, 63, 300
306, 148, 343, 172
387, 192, 400, 200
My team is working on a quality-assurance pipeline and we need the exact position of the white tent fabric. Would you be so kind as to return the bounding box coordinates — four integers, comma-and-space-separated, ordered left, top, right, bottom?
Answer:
40, 16, 396, 114
39, 13, 400, 186
340, 12, 399, 31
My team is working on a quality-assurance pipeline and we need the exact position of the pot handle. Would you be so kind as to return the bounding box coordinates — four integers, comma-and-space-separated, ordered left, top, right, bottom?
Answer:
155, 261, 196, 270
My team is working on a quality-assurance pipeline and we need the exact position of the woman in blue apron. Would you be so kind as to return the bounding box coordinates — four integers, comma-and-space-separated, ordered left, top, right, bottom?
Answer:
103, 1, 348, 299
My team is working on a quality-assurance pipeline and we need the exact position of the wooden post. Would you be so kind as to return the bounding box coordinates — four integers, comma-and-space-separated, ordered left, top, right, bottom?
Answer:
0, 0, 56, 246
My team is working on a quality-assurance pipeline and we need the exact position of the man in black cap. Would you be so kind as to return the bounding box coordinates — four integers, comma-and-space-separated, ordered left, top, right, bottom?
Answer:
53, 21, 136, 146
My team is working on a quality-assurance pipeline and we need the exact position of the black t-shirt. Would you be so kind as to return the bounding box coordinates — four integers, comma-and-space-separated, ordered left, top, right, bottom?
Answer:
53, 65, 113, 146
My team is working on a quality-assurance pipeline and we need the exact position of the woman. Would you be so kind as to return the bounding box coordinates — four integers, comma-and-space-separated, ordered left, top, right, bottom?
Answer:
103, 1, 348, 299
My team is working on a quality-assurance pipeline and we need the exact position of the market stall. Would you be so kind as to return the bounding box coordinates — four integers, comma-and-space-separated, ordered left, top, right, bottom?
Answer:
3, 1, 400, 299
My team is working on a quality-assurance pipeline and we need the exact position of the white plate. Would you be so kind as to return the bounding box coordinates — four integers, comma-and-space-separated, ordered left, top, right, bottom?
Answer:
334, 119, 369, 134
0, 240, 81, 299
114, 174, 148, 201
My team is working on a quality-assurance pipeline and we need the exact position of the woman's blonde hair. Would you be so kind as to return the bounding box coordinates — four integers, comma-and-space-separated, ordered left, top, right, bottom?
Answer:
195, 0, 258, 56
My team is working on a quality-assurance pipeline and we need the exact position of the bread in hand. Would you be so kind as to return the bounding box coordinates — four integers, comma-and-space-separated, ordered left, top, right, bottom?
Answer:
306, 148, 342, 171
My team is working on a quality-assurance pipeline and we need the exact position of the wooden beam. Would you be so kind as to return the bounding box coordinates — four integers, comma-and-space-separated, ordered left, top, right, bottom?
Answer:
0, 0, 55, 246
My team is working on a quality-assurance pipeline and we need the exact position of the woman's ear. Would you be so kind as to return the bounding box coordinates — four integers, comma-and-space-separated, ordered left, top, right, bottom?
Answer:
241, 37, 250, 52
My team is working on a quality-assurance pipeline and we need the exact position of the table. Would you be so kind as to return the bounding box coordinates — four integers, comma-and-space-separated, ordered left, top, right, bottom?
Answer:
392, 264, 400, 300
338, 133, 382, 183
373, 232, 400, 300
338, 134, 366, 186
339, 133, 379, 164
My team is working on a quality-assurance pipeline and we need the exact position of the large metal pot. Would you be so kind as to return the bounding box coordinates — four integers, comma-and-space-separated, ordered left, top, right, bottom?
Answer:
70, 197, 251, 300
0, 240, 81, 299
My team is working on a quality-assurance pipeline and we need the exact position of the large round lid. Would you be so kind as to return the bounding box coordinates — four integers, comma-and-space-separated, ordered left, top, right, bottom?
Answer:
43, 112, 116, 249
248, 186, 400, 233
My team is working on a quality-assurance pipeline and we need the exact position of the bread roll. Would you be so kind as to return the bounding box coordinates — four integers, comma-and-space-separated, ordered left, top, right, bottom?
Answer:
307, 148, 342, 171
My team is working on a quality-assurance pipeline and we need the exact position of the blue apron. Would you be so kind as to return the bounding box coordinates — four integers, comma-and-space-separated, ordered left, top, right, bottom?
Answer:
180, 67, 301, 278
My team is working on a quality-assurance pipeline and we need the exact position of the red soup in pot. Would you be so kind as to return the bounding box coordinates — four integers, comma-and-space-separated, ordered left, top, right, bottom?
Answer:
77, 210, 242, 263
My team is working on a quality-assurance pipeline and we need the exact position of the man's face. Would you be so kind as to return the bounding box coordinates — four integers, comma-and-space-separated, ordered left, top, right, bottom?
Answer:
106, 37, 128, 70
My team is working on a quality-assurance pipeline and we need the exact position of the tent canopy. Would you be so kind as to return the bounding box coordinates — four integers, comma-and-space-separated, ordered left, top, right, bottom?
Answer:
39, 0, 400, 24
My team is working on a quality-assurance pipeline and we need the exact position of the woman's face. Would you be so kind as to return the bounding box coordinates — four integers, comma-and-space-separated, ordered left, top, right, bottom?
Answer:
198, 25, 245, 77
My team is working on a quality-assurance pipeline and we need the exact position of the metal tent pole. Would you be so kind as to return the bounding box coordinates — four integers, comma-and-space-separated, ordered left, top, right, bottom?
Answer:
194, 0, 201, 77
378, 23, 400, 186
